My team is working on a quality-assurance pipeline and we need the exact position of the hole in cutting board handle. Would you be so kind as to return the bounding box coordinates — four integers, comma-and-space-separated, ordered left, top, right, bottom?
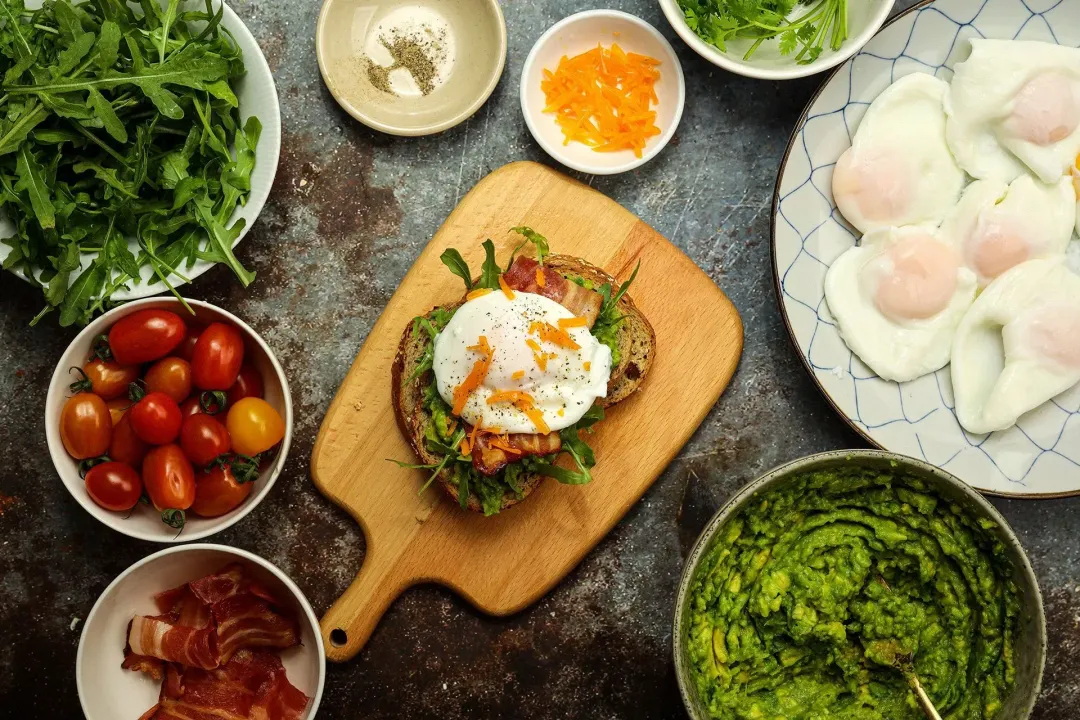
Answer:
330, 628, 348, 647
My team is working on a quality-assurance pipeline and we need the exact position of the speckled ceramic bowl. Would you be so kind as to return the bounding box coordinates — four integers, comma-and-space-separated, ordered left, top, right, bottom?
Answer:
673, 450, 1046, 720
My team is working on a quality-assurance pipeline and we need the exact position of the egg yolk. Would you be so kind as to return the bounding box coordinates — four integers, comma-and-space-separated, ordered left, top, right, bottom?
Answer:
833, 147, 911, 223
969, 222, 1030, 282
1003, 73, 1080, 146
872, 234, 960, 321
1020, 307, 1080, 370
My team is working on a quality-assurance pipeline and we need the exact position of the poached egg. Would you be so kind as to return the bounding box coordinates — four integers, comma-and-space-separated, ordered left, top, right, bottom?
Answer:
432, 289, 612, 434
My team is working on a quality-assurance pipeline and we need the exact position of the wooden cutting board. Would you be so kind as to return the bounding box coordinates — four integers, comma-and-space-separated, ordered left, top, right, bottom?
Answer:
311, 161, 743, 662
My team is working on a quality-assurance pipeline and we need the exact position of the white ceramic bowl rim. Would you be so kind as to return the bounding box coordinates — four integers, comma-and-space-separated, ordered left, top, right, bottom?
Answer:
658, 0, 897, 80
76, 544, 326, 719
520, 9, 687, 175
46, 298, 294, 542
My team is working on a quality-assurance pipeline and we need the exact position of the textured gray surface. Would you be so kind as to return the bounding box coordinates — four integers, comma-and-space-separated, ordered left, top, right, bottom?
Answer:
1, 0, 1078, 718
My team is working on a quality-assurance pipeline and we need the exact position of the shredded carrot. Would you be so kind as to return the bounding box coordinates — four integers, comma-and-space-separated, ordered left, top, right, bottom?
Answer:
526, 338, 548, 371
487, 390, 532, 406
460, 438, 471, 456
535, 267, 546, 288
469, 422, 481, 452
498, 274, 515, 300
485, 390, 551, 434
452, 336, 493, 415
529, 320, 580, 350
466, 288, 493, 301
512, 370, 525, 380
558, 317, 588, 329
584, 361, 591, 371
540, 43, 662, 158
490, 435, 523, 454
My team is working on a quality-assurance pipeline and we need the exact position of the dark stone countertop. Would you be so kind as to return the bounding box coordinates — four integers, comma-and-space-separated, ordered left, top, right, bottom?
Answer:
1, 0, 1078, 718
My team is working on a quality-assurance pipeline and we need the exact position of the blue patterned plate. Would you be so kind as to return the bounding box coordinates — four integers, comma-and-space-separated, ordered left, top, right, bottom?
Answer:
772, 0, 1080, 497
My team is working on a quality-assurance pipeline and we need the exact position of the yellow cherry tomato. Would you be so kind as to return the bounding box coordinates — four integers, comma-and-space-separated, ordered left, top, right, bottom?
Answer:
226, 397, 285, 456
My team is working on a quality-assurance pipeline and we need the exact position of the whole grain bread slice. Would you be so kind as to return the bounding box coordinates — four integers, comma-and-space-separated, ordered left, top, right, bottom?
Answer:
391, 255, 655, 513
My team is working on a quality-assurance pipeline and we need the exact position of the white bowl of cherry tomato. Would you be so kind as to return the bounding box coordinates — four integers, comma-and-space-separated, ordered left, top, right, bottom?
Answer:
45, 298, 293, 542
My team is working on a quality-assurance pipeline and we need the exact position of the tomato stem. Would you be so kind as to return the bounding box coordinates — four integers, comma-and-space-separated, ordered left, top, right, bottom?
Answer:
78, 456, 111, 478
68, 366, 93, 394
161, 509, 186, 530
91, 334, 113, 362
127, 379, 147, 403
200, 391, 227, 415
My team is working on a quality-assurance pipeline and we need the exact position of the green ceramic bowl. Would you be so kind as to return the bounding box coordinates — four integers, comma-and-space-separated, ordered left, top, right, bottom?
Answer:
673, 450, 1046, 719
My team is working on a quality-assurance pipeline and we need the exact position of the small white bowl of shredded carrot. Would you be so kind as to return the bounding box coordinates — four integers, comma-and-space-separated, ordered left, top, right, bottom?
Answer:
521, 10, 686, 175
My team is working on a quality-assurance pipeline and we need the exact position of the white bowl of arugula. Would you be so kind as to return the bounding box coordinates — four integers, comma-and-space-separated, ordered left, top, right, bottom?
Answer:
0, 0, 280, 326
659, 0, 895, 79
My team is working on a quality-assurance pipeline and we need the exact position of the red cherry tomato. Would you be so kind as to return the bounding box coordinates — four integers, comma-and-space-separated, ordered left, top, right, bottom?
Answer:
72, 360, 139, 400
191, 465, 253, 517
129, 391, 182, 445
108, 309, 186, 365
109, 413, 149, 468
60, 393, 112, 460
226, 398, 285, 457
226, 364, 264, 406
179, 415, 231, 467
191, 323, 245, 391
145, 357, 193, 403
143, 444, 195, 511
176, 323, 204, 362
106, 397, 129, 426
85, 462, 142, 512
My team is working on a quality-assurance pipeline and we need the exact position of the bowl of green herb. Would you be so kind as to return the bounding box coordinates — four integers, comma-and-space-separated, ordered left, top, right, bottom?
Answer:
0, 0, 280, 326
659, 0, 895, 79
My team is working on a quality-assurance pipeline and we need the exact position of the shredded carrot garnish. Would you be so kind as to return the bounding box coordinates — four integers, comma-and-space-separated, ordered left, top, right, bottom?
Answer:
558, 317, 588, 329
469, 422, 481, 452
498, 274, 515, 300
540, 43, 662, 158
584, 361, 591, 371
460, 438, 471, 456
452, 336, 494, 415
485, 390, 551, 434
490, 435, 523, 454
487, 390, 532, 406
535, 268, 546, 288
488, 426, 502, 434
526, 338, 548, 371
529, 320, 580, 350
466, 288, 493, 301
512, 370, 525, 380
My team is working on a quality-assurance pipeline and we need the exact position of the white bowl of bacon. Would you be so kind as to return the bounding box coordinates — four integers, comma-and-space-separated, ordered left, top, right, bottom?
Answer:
77, 544, 324, 720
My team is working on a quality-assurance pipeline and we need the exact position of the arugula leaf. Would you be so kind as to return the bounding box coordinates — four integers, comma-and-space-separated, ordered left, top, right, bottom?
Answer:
440, 248, 472, 291
508, 226, 549, 265
156, 0, 182, 64
15, 145, 55, 229
477, 239, 500, 289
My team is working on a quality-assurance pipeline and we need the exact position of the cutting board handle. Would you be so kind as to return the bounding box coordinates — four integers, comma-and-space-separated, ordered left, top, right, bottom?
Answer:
319, 550, 410, 662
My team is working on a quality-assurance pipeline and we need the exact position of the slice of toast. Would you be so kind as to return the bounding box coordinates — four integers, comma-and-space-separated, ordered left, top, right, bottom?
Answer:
391, 255, 656, 513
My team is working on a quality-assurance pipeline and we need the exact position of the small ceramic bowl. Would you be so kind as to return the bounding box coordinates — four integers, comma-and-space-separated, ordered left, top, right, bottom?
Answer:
658, 0, 896, 80
673, 450, 1046, 719
45, 298, 293, 543
316, 0, 506, 136
521, 10, 686, 175
77, 544, 324, 720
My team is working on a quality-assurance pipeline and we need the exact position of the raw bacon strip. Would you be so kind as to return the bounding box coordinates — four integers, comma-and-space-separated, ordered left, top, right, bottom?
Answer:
502, 256, 603, 327
214, 592, 299, 664
188, 564, 246, 605
122, 648, 165, 681
140, 652, 309, 720
472, 430, 562, 476
128, 615, 219, 670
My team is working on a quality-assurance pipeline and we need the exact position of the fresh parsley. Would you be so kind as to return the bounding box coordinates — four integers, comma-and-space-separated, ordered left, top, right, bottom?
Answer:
0, 0, 259, 326
678, 0, 849, 64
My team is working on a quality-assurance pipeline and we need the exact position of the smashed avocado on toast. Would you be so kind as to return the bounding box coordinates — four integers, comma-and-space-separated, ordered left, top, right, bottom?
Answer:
391, 227, 655, 515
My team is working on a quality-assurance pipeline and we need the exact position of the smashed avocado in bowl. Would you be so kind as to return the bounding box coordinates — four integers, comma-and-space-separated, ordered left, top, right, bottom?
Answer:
674, 451, 1046, 720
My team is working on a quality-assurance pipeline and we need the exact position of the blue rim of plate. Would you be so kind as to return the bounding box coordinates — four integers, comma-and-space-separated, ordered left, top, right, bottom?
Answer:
769, 0, 1080, 500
